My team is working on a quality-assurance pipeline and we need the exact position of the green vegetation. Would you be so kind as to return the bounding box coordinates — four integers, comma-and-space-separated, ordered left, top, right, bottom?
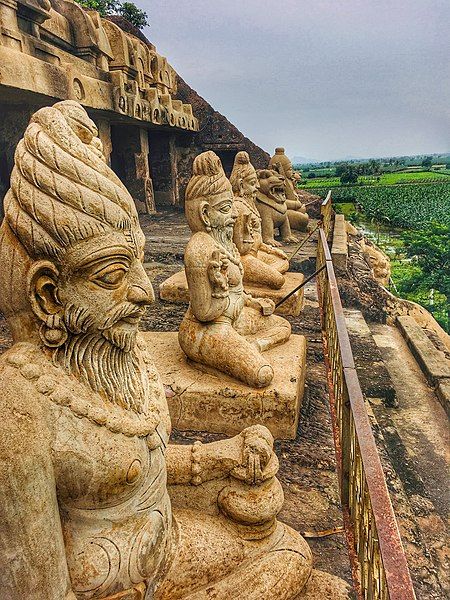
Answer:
296, 154, 450, 330
74, 0, 149, 29
304, 183, 450, 228
397, 224, 450, 330
300, 171, 449, 189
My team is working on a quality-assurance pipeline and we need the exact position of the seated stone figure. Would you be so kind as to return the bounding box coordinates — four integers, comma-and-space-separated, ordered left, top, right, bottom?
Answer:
0, 102, 350, 599
269, 147, 309, 232
256, 168, 299, 246
178, 151, 292, 388
229, 151, 289, 290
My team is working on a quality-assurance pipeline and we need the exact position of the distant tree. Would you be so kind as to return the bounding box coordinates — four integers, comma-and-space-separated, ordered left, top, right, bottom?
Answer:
307, 172, 316, 179
75, 0, 119, 15
340, 165, 358, 184
401, 223, 450, 329
74, 0, 148, 29
421, 156, 433, 170
118, 1, 148, 28
335, 163, 348, 177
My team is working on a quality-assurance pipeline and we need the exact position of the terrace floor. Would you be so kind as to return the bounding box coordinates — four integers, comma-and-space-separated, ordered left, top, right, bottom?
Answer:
0, 209, 447, 597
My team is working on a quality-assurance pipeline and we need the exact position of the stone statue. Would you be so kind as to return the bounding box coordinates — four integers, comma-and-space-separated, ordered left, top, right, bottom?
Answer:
229, 151, 289, 289
0, 102, 349, 599
178, 151, 293, 388
256, 168, 299, 246
269, 147, 309, 232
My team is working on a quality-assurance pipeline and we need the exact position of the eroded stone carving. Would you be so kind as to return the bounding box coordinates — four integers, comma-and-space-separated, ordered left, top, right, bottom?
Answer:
269, 147, 309, 232
230, 151, 289, 289
178, 151, 293, 388
0, 102, 349, 599
256, 168, 299, 245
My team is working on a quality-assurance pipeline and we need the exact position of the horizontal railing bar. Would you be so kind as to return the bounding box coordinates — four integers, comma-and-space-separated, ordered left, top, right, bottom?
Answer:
321, 190, 332, 206
318, 229, 355, 369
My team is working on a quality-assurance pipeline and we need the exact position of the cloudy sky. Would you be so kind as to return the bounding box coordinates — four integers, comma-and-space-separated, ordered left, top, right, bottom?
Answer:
143, 0, 450, 161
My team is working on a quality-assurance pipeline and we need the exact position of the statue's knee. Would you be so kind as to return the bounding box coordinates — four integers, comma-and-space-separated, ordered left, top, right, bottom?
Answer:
254, 363, 274, 387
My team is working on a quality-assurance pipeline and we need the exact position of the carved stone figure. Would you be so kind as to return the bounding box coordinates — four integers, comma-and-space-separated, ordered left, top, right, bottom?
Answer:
256, 168, 299, 246
178, 151, 293, 388
0, 102, 349, 599
229, 151, 289, 289
269, 147, 309, 232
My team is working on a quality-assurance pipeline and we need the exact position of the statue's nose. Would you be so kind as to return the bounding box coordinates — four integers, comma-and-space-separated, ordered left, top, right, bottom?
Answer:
127, 262, 155, 305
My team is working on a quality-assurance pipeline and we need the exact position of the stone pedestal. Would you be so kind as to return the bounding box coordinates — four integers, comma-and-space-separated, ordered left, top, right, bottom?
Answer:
159, 270, 305, 317
141, 331, 307, 440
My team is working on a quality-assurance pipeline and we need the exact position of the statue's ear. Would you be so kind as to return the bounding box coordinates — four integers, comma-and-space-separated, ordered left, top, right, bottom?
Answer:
199, 201, 211, 230
27, 260, 62, 323
238, 177, 244, 196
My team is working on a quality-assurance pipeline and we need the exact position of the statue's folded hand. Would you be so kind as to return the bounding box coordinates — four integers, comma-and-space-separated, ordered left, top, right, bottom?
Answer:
248, 296, 275, 315
269, 245, 288, 260
231, 425, 279, 485
207, 249, 229, 298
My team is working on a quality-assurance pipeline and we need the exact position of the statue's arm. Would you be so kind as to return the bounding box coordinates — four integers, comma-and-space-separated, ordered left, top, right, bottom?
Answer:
286, 199, 302, 210
232, 211, 246, 254
185, 241, 229, 322
166, 425, 276, 486
166, 436, 242, 484
0, 386, 73, 599
259, 240, 288, 259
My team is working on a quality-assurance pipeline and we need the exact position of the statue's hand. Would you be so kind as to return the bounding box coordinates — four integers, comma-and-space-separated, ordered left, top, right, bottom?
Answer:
231, 425, 278, 485
249, 297, 275, 316
269, 245, 288, 260
207, 249, 229, 298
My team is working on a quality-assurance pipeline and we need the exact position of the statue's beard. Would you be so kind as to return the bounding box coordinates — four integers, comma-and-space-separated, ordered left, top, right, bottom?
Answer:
54, 302, 147, 413
210, 222, 235, 253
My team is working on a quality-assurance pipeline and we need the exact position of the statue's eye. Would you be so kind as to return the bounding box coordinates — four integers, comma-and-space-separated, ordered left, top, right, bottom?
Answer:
93, 266, 127, 288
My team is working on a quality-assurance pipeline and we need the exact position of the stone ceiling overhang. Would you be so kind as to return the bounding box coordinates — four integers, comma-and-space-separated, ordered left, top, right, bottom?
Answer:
0, 0, 199, 131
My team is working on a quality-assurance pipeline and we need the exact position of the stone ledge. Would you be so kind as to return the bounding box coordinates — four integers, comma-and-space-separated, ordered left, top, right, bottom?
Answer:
159, 270, 305, 316
397, 315, 450, 385
331, 214, 348, 270
436, 380, 450, 418
142, 331, 306, 439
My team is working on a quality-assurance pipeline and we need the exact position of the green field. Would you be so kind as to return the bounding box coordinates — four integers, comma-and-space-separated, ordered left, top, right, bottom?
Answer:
299, 170, 450, 188
305, 182, 450, 228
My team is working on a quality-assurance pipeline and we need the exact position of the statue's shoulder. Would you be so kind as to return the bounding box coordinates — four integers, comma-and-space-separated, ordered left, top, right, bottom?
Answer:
0, 345, 51, 447
185, 232, 216, 268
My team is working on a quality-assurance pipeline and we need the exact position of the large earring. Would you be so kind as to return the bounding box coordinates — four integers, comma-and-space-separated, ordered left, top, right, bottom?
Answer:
39, 313, 68, 348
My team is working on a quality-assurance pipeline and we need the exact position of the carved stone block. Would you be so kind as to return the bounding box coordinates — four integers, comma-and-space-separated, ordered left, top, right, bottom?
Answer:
142, 331, 306, 439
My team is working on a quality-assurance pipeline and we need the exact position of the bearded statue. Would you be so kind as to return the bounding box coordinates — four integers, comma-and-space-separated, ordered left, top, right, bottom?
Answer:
0, 102, 350, 600
229, 151, 289, 289
178, 151, 293, 388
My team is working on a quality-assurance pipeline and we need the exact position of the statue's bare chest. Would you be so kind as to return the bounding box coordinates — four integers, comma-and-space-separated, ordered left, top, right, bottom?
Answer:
50, 404, 165, 510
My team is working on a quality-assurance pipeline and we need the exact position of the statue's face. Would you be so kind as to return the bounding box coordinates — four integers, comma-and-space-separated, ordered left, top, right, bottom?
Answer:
203, 190, 237, 234
242, 174, 259, 199
57, 230, 154, 350
286, 167, 294, 179
257, 170, 287, 205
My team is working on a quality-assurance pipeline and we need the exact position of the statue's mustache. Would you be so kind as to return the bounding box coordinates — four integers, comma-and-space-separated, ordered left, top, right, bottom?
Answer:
99, 303, 146, 331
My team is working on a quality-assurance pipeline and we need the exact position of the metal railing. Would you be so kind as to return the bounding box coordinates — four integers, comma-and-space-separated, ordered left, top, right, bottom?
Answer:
320, 190, 333, 238
316, 225, 416, 600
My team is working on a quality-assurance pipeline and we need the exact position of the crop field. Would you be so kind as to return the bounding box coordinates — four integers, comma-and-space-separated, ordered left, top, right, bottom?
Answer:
299, 170, 450, 189
305, 182, 450, 228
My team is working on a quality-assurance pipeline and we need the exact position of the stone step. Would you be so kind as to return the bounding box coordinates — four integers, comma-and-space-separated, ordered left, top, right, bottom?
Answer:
363, 397, 446, 599
397, 315, 450, 389
343, 308, 397, 406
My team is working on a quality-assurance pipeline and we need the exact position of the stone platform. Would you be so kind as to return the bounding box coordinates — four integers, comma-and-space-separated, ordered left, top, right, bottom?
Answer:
142, 331, 307, 439
159, 270, 305, 316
